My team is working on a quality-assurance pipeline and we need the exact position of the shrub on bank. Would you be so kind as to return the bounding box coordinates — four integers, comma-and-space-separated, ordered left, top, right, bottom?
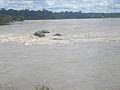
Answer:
0, 15, 24, 25
0, 15, 13, 25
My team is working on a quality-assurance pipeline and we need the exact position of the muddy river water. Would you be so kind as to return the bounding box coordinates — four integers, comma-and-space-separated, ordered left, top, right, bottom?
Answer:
0, 18, 120, 90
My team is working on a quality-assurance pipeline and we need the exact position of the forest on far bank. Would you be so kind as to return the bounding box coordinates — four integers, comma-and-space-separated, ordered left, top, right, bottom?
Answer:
0, 8, 120, 25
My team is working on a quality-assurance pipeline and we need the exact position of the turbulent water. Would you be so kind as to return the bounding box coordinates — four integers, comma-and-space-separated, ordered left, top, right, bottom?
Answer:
0, 18, 120, 90
0, 18, 120, 45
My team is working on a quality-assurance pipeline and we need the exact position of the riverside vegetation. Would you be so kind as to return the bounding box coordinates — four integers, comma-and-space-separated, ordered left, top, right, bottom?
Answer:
0, 8, 120, 25
0, 15, 12, 25
0, 15, 24, 25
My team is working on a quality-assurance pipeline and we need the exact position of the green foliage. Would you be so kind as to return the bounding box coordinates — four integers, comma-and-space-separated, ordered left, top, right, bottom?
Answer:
0, 15, 13, 25
0, 8, 120, 20
13, 16, 24, 21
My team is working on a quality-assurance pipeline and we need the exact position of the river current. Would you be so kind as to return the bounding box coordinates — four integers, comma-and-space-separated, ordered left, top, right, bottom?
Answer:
0, 18, 120, 90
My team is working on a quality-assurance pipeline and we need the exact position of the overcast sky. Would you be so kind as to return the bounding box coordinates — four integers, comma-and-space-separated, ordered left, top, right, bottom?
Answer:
0, 0, 120, 13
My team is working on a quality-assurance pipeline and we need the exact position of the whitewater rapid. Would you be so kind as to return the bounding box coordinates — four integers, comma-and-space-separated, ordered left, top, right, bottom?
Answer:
0, 32, 120, 45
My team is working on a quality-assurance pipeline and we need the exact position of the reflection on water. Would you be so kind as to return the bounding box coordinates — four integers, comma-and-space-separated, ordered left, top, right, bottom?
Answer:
0, 19, 120, 90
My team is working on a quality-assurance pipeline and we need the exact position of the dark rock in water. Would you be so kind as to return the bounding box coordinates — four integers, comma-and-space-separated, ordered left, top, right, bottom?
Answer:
40, 30, 50, 33
34, 31, 45, 37
52, 38, 62, 40
34, 30, 49, 37
53, 33, 62, 36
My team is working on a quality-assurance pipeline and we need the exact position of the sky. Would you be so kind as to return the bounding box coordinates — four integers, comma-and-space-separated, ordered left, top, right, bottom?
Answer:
0, 0, 120, 13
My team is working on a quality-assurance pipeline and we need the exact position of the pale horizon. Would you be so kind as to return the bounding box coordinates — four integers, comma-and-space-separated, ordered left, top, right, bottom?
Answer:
0, 0, 120, 13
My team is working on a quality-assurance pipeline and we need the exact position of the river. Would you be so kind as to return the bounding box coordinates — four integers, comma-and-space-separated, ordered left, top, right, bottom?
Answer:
0, 18, 120, 90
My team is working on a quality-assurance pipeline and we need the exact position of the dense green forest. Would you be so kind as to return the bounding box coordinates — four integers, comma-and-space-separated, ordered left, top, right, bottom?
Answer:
0, 8, 120, 25
1, 8, 120, 20
0, 9, 24, 25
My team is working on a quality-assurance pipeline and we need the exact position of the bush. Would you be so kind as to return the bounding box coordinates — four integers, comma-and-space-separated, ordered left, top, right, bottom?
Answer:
13, 16, 24, 22
0, 15, 13, 25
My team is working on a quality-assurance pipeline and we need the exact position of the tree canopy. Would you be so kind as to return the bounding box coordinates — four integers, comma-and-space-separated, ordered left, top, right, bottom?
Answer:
0, 8, 120, 20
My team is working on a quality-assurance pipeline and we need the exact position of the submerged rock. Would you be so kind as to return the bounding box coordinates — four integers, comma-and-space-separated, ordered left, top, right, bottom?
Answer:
52, 38, 62, 40
53, 33, 62, 36
40, 30, 50, 33
34, 31, 45, 37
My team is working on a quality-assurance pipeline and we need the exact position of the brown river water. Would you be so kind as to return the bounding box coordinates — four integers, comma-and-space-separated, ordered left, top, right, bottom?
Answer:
0, 18, 120, 90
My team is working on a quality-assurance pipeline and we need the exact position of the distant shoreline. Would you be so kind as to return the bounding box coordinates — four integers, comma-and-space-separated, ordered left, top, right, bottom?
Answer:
0, 8, 120, 21
24, 17, 120, 20
0, 17, 120, 26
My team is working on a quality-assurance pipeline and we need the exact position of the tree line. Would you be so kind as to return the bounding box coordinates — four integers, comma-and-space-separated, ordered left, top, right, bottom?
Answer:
0, 8, 120, 20
0, 8, 120, 25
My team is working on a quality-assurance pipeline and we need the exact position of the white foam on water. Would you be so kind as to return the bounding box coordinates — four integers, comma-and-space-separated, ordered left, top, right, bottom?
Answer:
0, 32, 120, 45
0, 33, 69, 45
